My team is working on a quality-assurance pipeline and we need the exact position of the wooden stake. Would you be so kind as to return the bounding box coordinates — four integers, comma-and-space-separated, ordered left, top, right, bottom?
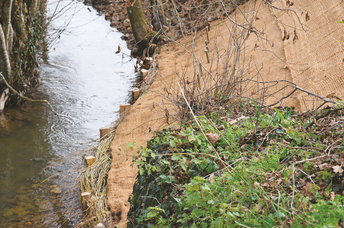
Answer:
143, 57, 153, 69
120, 104, 131, 118
141, 69, 149, 76
145, 57, 153, 62
85, 156, 95, 166
81, 192, 91, 211
132, 88, 141, 101
100, 127, 110, 138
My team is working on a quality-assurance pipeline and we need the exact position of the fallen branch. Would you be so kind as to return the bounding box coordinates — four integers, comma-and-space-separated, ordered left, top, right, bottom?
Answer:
0, 88, 9, 112
0, 72, 58, 115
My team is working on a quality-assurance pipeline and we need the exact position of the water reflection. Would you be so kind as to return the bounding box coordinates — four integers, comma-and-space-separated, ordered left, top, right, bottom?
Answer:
0, 0, 138, 226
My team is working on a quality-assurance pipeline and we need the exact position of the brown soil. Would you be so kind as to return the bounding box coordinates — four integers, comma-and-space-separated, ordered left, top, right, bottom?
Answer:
101, 0, 344, 227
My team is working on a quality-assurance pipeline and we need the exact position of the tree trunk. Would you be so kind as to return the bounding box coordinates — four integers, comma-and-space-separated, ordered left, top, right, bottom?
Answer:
150, 0, 166, 31
127, 0, 150, 52
30, 0, 39, 16
2, 0, 14, 50
0, 24, 12, 87
13, 1, 28, 41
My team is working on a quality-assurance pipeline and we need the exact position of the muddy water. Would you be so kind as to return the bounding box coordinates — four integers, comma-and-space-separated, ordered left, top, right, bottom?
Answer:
0, 0, 137, 227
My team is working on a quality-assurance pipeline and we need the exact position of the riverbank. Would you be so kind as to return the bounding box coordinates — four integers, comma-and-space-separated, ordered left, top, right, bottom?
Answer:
106, 15, 236, 226
102, 0, 344, 227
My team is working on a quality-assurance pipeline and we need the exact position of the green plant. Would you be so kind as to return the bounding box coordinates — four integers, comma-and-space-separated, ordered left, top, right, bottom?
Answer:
127, 107, 344, 227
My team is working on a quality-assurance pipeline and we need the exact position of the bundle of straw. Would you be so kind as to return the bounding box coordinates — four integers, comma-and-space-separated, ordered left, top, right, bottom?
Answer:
79, 135, 114, 227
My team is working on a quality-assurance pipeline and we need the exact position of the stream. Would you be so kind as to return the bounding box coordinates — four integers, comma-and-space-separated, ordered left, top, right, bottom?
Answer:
0, 0, 137, 226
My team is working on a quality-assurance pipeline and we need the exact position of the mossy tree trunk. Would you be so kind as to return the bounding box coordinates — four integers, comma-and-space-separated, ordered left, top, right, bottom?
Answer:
12, 1, 28, 41
30, 0, 39, 16
127, 0, 150, 52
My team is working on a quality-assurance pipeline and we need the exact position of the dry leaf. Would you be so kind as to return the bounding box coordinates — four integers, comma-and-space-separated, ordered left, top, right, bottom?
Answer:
228, 115, 247, 125
261, 183, 270, 187
332, 165, 343, 173
330, 191, 335, 201
318, 163, 328, 170
115, 45, 121, 54
218, 125, 225, 130
301, 182, 310, 195
209, 173, 215, 183
206, 132, 220, 144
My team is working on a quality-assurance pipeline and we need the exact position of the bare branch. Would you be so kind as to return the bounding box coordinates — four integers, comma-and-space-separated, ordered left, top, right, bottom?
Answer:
0, 72, 58, 115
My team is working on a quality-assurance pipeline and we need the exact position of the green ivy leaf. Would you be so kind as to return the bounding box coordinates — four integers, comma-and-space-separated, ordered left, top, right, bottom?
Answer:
127, 141, 135, 149
161, 159, 170, 165
260, 120, 268, 128
276, 129, 285, 134
174, 197, 182, 206
188, 183, 200, 191
284, 110, 291, 119
146, 211, 157, 220
139, 167, 144, 175
274, 108, 284, 122
181, 162, 187, 171
273, 211, 286, 218
172, 154, 180, 161
201, 184, 211, 191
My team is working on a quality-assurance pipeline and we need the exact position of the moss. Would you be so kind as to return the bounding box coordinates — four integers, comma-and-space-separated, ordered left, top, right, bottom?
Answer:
127, 0, 150, 52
